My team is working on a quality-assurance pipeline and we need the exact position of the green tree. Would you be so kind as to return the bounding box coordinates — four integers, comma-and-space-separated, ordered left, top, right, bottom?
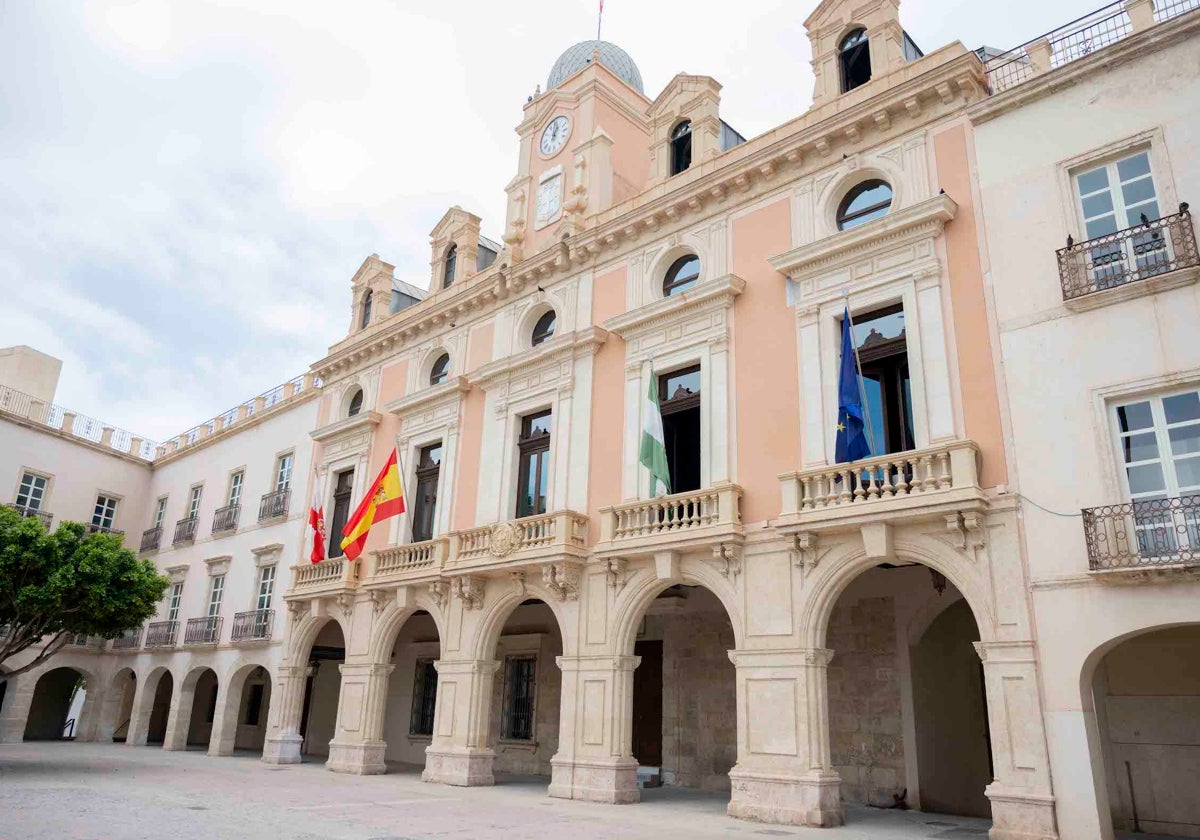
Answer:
0, 506, 169, 679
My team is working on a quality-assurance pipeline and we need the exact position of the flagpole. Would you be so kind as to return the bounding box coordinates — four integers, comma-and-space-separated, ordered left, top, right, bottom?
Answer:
394, 435, 409, 543
842, 291, 877, 459
597, 0, 603, 41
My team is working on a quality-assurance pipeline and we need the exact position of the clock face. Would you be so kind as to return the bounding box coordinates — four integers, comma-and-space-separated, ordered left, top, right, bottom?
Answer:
539, 115, 570, 156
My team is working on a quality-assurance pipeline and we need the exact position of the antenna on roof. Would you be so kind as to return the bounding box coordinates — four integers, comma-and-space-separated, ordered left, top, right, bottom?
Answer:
597, 0, 604, 41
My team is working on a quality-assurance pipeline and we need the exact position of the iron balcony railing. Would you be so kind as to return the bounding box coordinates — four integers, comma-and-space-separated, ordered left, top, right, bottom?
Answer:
184, 616, 223, 645
112, 628, 142, 650
259, 488, 290, 521
140, 526, 162, 552
173, 516, 199, 545
212, 503, 240, 534
145, 620, 178, 648
1058, 208, 1197, 301
86, 523, 125, 538
4, 503, 53, 530
231, 609, 274, 642
1083, 495, 1200, 570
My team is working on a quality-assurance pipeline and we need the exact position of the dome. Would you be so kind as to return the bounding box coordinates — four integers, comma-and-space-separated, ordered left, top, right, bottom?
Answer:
547, 40, 644, 94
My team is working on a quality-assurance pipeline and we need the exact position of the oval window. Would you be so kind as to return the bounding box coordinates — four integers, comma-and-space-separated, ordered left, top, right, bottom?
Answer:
837, 180, 893, 230
531, 310, 557, 346
662, 255, 701, 297
429, 353, 450, 386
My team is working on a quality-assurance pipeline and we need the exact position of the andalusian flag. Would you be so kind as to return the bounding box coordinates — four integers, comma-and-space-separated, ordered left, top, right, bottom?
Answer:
340, 446, 405, 561
639, 372, 672, 497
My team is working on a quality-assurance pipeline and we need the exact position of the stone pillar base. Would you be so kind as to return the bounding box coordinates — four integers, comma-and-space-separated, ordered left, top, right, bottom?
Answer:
986, 786, 1059, 840
422, 747, 495, 786
207, 737, 236, 757
261, 733, 303, 765
548, 757, 640, 804
326, 739, 388, 775
727, 768, 844, 827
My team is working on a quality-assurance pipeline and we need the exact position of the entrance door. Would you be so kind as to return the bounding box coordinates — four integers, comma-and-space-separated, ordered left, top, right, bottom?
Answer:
631, 640, 663, 766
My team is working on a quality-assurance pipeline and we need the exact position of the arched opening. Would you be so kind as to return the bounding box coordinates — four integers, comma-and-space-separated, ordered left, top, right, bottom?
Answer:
840, 28, 871, 92
443, 244, 457, 288
837, 180, 893, 231
360, 290, 373, 329
212, 664, 272, 756
380, 609, 443, 773
299, 620, 346, 760
429, 353, 450, 387
670, 121, 692, 176
662, 254, 700, 298
23, 666, 88, 741
104, 669, 137, 743
346, 387, 364, 418
823, 563, 991, 825
531, 309, 556, 347
146, 671, 174, 745
185, 667, 219, 749
1090, 625, 1200, 838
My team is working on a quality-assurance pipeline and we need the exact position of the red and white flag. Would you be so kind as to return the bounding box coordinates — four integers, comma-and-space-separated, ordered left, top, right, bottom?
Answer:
308, 481, 326, 565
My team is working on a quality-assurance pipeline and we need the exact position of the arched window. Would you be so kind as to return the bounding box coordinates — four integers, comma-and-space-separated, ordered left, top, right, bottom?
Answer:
837, 180, 893, 230
429, 353, 450, 386
662, 254, 701, 297
531, 310, 557, 346
347, 388, 364, 418
840, 29, 871, 92
670, 121, 692, 176
443, 244, 457, 289
360, 291, 373, 329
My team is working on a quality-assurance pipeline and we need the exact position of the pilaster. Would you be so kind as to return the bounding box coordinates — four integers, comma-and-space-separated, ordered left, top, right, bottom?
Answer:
326, 662, 395, 775
421, 659, 501, 786
261, 665, 307, 765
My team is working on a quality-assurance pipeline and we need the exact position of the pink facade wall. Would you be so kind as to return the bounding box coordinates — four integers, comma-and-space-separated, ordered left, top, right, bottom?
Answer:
587, 266, 629, 541
450, 319, 495, 531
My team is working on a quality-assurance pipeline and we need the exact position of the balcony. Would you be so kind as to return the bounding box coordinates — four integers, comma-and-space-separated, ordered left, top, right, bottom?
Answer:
258, 488, 290, 521
1083, 496, 1200, 572
184, 616, 223, 645
112, 628, 142, 650
596, 484, 743, 559
86, 523, 125, 538
69, 634, 104, 651
5, 503, 53, 530
173, 517, 198, 545
775, 441, 985, 538
1058, 208, 1198, 305
144, 620, 178, 648
140, 527, 162, 552
231, 609, 273, 642
366, 538, 448, 586
212, 504, 240, 534
447, 510, 588, 573
287, 556, 358, 599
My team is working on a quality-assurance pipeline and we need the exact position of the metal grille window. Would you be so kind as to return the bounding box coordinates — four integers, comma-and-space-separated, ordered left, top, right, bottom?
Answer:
92, 495, 118, 529
256, 566, 276, 611
153, 497, 168, 529
167, 582, 183, 623
15, 472, 47, 510
275, 453, 294, 492
501, 655, 537, 741
228, 471, 243, 507
1076, 150, 1164, 286
409, 658, 439, 736
187, 486, 203, 520
207, 575, 225, 618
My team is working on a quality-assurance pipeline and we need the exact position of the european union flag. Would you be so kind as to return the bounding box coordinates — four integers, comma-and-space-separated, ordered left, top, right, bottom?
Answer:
835, 307, 872, 464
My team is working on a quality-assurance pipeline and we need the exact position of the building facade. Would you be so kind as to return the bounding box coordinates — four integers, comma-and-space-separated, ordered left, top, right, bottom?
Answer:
2, 2, 1198, 840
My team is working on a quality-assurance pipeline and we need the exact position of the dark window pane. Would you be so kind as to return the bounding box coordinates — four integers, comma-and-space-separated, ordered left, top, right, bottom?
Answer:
837, 181, 892, 230
419, 444, 443, 468
1116, 402, 1154, 432
532, 310, 557, 346
1121, 431, 1160, 464
1164, 392, 1200, 424
430, 354, 450, 386
663, 255, 700, 297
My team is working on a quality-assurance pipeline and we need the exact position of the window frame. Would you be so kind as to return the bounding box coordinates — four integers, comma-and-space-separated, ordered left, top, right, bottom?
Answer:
92, 494, 119, 530
14, 470, 49, 512
443, 244, 457, 288
670, 120, 692, 176
531, 310, 557, 347
429, 353, 451, 387
516, 410, 553, 518
153, 496, 168, 529
275, 452, 294, 493
227, 471, 244, 508
255, 565, 276, 611
500, 653, 538, 742
1110, 388, 1200, 502
360, 290, 373, 329
840, 28, 872, 92
662, 254, 701, 298
327, 468, 356, 559
207, 574, 226, 618
836, 180, 893, 231
411, 442, 443, 543
186, 485, 203, 521
167, 582, 184, 623
347, 388, 364, 418
848, 302, 915, 457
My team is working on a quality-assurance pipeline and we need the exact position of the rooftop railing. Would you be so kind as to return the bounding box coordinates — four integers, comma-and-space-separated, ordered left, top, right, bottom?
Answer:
0, 383, 157, 460
1058, 208, 1197, 300
1083, 496, 1200, 570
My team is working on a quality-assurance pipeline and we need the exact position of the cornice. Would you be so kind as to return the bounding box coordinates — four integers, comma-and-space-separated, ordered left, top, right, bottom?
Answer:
603, 274, 746, 339
383, 375, 470, 418
309, 410, 381, 444
770, 194, 957, 278
468, 326, 609, 388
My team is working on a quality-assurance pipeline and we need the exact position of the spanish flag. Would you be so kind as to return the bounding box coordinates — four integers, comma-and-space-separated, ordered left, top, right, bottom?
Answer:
340, 446, 405, 561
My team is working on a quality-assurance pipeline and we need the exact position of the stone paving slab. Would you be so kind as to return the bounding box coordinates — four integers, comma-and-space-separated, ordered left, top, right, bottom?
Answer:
0, 743, 1000, 840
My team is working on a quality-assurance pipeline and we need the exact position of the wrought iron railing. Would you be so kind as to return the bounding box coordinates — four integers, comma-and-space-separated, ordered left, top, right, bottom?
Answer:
86, 523, 125, 537
258, 488, 290, 521
212, 504, 240, 534
140, 527, 162, 552
0, 383, 157, 460
144, 620, 178, 648
4, 503, 53, 529
184, 616, 223, 645
1083, 496, 1200, 569
112, 628, 142, 650
1058, 209, 1198, 300
173, 517, 198, 545
231, 609, 273, 642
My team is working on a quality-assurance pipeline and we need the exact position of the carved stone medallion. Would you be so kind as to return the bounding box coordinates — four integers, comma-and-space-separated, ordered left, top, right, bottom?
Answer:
489, 522, 520, 557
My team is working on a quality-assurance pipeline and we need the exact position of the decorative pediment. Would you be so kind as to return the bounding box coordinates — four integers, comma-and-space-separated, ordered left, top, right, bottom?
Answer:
309, 410, 381, 444
204, 555, 233, 576
468, 326, 608, 390
251, 543, 284, 567
604, 273, 744, 346
384, 375, 470, 419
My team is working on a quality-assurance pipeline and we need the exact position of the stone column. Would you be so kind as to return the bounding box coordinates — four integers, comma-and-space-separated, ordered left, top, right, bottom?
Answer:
0, 673, 33, 743
124, 678, 153, 747
262, 664, 307, 764
207, 678, 239, 757
548, 654, 641, 804
422, 659, 500, 786
727, 649, 843, 827
73, 683, 104, 742
160, 683, 195, 751
326, 662, 394, 775
976, 641, 1059, 840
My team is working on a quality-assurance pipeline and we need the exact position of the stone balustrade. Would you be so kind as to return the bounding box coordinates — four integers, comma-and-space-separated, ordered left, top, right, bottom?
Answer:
367, 537, 448, 584
596, 483, 743, 559
287, 556, 358, 598
446, 510, 589, 573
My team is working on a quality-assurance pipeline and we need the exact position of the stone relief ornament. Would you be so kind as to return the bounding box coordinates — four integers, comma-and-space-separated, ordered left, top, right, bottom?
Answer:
542, 561, 582, 601
428, 580, 449, 609
454, 576, 486, 610
489, 522, 521, 557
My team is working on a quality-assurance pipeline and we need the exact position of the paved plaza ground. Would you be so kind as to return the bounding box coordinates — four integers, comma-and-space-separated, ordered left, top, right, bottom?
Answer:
0, 742, 1154, 840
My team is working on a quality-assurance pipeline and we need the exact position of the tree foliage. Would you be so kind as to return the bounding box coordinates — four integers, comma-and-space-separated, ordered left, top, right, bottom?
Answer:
0, 506, 169, 679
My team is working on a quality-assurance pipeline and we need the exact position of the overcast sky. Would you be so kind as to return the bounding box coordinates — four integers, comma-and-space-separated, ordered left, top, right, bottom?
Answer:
0, 0, 1098, 442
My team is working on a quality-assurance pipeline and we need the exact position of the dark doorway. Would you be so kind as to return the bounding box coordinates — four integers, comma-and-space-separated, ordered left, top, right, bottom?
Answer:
660, 366, 701, 494
632, 640, 663, 766
22, 667, 84, 741
328, 470, 355, 558
147, 672, 174, 745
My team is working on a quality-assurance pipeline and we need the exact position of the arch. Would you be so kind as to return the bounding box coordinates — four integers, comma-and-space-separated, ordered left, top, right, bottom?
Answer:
646, 239, 710, 304
443, 243, 458, 288
101, 667, 137, 743
367, 594, 448, 666
670, 119, 692, 176
180, 666, 220, 748
285, 611, 352, 665
338, 377, 370, 419
612, 558, 744, 658
514, 292, 567, 351
360, 289, 373, 330
427, 351, 452, 387
211, 662, 273, 756
836, 180, 893, 231
136, 666, 174, 746
814, 156, 908, 240
22, 665, 94, 741
839, 27, 871, 92
346, 388, 364, 418
471, 578, 574, 662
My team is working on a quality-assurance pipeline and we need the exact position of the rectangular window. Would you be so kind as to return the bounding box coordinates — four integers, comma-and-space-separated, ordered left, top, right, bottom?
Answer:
328, 470, 355, 559
256, 565, 276, 611
501, 655, 537, 741
275, 453, 294, 492
153, 497, 168, 529
207, 575, 225, 617
516, 411, 552, 518
15, 472, 47, 511
228, 471, 244, 507
167, 582, 183, 623
92, 495, 118, 530
411, 443, 443, 542
849, 304, 914, 457
1075, 150, 1166, 286
659, 365, 702, 494
187, 486, 203, 520
409, 658, 439, 736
